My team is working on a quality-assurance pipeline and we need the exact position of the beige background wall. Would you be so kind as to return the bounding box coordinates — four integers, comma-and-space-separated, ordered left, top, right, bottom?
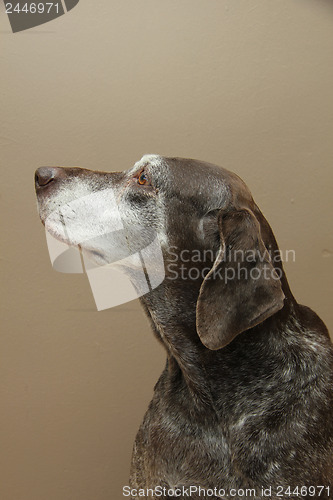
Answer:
1, 1, 332, 499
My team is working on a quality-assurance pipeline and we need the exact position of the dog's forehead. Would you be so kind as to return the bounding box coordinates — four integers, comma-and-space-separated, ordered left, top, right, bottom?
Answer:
130, 154, 253, 210
128, 154, 163, 175
131, 154, 236, 183
133, 154, 164, 169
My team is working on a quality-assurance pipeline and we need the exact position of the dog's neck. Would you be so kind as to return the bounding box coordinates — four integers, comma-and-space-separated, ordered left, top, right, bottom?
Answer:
140, 275, 297, 417
139, 214, 298, 415
140, 284, 218, 416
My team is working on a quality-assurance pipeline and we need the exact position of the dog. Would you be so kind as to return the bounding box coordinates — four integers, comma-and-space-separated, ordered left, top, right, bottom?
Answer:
35, 155, 333, 500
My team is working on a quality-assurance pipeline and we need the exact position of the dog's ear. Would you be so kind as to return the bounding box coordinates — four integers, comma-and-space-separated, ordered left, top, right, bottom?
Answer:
196, 208, 285, 350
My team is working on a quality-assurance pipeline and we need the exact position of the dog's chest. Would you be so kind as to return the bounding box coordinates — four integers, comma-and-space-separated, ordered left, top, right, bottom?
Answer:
130, 399, 232, 491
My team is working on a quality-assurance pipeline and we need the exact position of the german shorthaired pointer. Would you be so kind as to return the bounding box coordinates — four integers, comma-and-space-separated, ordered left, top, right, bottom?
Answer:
35, 155, 333, 499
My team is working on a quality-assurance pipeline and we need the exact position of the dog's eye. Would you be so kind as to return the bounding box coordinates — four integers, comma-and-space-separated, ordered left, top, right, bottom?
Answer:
138, 171, 148, 185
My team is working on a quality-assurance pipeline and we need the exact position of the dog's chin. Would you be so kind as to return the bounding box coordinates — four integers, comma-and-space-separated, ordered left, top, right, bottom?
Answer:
43, 225, 134, 268
44, 224, 109, 267
43, 220, 70, 244
41, 212, 155, 271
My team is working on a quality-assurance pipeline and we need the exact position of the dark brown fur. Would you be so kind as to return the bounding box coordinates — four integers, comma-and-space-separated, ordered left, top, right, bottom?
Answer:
35, 156, 333, 500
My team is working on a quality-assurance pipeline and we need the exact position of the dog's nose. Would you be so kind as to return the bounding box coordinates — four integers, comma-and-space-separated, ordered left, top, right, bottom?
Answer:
35, 167, 59, 187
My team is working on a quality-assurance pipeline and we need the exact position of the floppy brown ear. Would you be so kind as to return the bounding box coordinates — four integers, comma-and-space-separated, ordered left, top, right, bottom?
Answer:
196, 208, 285, 350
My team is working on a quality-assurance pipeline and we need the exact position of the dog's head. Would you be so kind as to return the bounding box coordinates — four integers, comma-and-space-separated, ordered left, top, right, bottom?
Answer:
35, 154, 286, 350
